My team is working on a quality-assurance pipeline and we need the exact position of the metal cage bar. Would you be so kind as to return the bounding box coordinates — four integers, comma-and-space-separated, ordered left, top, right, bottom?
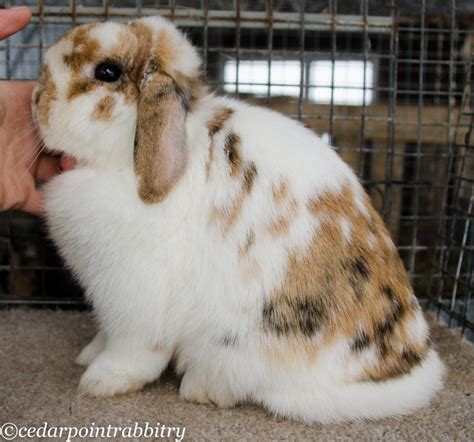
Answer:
0, 0, 472, 338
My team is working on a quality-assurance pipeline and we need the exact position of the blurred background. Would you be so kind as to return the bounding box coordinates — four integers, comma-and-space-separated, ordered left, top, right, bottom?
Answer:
0, 0, 472, 340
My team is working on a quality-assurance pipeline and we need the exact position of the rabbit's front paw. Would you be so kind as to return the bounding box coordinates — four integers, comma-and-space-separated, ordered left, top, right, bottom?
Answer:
179, 370, 237, 408
179, 372, 212, 405
79, 362, 145, 397
76, 332, 106, 366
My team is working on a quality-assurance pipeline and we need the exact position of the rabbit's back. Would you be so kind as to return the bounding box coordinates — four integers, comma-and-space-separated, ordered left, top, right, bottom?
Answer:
176, 95, 443, 420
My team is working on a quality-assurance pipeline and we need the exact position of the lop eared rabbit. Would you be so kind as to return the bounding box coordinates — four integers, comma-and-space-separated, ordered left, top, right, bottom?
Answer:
33, 16, 444, 423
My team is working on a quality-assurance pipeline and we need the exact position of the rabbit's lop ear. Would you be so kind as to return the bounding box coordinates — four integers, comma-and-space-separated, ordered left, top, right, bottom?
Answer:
132, 17, 202, 204
134, 65, 187, 204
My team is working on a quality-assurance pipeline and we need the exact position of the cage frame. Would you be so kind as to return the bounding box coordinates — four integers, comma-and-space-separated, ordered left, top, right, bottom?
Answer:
0, 0, 472, 339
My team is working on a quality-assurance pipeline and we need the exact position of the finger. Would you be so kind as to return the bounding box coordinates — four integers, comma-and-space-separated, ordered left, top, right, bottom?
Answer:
35, 155, 61, 182
0, 7, 32, 40
60, 154, 77, 171
21, 189, 44, 217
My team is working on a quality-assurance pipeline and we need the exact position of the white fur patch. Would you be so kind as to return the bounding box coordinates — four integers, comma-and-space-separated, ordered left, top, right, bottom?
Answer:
367, 232, 377, 248
383, 233, 396, 250
406, 312, 429, 344
340, 217, 352, 243
88, 22, 124, 53
139, 16, 200, 77
354, 190, 370, 218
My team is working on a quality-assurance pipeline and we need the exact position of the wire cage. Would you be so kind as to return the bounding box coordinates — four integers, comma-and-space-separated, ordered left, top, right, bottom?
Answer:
0, 1, 472, 338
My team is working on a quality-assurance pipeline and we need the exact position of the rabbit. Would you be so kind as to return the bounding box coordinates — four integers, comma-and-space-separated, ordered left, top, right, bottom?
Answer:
33, 16, 444, 423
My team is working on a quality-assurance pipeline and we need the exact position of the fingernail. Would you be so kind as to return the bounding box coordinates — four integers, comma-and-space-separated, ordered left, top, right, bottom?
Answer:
9, 6, 31, 14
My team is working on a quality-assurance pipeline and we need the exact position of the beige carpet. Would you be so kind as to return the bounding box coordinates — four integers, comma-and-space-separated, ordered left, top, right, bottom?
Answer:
0, 309, 473, 441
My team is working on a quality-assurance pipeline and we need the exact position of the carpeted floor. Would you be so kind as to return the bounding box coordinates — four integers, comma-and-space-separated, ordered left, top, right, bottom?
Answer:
0, 309, 473, 441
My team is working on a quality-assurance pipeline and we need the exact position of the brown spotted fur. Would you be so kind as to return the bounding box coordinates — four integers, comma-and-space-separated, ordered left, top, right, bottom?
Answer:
134, 71, 187, 204
35, 64, 57, 125
224, 132, 243, 177
52, 20, 203, 203
210, 161, 257, 236
239, 229, 256, 258
205, 107, 234, 179
262, 184, 429, 382
91, 95, 116, 121
266, 196, 299, 239
62, 24, 100, 72
272, 180, 290, 205
266, 216, 291, 238
37, 20, 203, 205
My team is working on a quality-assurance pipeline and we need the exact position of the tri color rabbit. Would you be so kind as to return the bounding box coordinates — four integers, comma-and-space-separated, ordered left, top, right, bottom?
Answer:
33, 16, 444, 423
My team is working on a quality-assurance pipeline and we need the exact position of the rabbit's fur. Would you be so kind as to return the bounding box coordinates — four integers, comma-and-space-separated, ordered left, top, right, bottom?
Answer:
33, 16, 444, 423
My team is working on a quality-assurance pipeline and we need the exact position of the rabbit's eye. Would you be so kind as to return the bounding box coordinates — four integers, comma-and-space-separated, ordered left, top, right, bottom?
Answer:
94, 62, 122, 83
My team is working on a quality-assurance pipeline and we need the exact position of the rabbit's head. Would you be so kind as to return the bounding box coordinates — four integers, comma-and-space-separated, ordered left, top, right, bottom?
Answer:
33, 16, 202, 203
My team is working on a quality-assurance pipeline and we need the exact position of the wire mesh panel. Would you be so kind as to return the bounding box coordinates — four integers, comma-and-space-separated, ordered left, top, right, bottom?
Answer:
428, 51, 473, 339
0, 1, 472, 336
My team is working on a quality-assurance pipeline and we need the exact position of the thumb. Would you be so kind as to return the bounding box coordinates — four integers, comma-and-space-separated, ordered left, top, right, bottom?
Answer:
21, 188, 44, 217
35, 155, 61, 183
0, 7, 32, 40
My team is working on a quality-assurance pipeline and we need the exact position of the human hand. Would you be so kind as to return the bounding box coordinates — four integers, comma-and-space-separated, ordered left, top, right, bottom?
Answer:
0, 81, 67, 215
0, 6, 31, 39
0, 7, 75, 216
